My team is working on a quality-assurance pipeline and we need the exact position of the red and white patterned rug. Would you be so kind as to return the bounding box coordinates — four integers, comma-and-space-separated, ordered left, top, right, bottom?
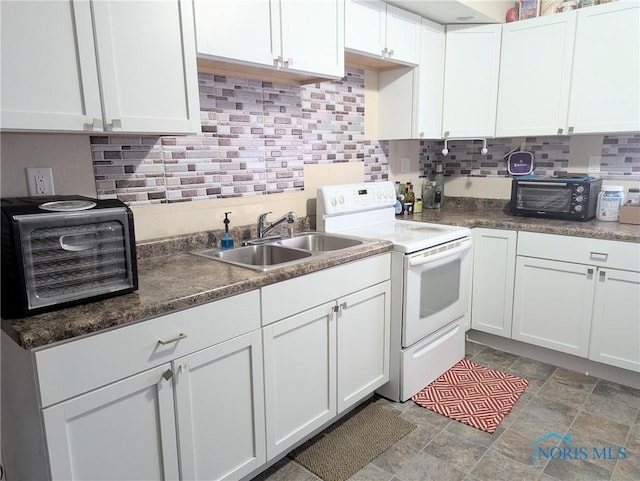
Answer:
411, 358, 529, 434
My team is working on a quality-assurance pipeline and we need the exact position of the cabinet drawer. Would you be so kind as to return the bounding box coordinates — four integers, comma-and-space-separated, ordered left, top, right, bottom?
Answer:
261, 254, 391, 325
517, 232, 640, 271
35, 290, 260, 407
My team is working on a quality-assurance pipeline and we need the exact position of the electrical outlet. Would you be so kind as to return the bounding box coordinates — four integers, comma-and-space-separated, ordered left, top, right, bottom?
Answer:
401, 158, 411, 173
26, 167, 55, 196
587, 156, 601, 175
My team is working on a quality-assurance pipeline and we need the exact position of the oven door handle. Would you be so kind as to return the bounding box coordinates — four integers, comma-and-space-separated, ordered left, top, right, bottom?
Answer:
407, 239, 471, 268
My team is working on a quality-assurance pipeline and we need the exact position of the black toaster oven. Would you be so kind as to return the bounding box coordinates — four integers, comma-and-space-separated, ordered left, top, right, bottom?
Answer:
1, 195, 137, 318
510, 176, 602, 221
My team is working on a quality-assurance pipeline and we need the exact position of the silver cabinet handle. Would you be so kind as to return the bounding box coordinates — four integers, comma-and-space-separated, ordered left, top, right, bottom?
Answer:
158, 333, 187, 345
599, 270, 607, 281
590, 252, 608, 262
284, 57, 293, 67
568, 126, 574, 134
388, 49, 394, 57
162, 369, 174, 381
557, 128, 563, 135
587, 268, 594, 279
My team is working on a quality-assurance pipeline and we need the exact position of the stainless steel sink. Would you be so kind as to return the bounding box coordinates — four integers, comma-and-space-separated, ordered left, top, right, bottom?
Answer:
192, 232, 371, 271
277, 233, 363, 252
193, 244, 312, 271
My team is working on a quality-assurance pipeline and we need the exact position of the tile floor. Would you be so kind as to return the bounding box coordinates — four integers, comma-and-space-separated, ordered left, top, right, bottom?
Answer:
253, 341, 640, 481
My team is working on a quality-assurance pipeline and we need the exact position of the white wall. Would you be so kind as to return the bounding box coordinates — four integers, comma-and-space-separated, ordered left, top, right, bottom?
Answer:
0, 133, 97, 198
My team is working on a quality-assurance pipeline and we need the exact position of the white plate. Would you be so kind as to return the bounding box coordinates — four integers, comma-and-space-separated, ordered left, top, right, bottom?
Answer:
39, 200, 97, 212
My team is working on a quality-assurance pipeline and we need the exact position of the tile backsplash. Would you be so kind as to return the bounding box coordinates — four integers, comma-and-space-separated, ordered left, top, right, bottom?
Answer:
92, 67, 389, 206
419, 135, 640, 180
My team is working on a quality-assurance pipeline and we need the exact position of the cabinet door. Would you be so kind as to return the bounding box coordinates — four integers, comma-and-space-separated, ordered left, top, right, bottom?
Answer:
442, 24, 502, 138
471, 229, 517, 337
568, 1, 640, 134
416, 18, 445, 139
263, 303, 336, 460
496, 12, 576, 137
280, 0, 345, 78
174, 331, 266, 481
589, 268, 640, 372
512, 256, 595, 357
345, 0, 386, 58
385, 4, 421, 65
43, 364, 179, 481
0, 0, 102, 131
92, 0, 200, 133
193, 0, 278, 68
377, 66, 416, 139
337, 281, 390, 413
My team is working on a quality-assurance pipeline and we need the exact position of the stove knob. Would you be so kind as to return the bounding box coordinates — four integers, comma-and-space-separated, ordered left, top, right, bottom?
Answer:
576, 186, 585, 194
575, 205, 583, 212
377, 190, 382, 199
331, 197, 337, 206
339, 195, 345, 205
575, 195, 584, 203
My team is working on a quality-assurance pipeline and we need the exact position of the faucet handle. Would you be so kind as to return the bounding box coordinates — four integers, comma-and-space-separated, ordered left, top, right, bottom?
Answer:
258, 211, 272, 222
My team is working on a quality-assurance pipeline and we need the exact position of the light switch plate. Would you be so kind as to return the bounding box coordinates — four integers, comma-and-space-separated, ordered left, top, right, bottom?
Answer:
587, 156, 601, 175
401, 158, 410, 173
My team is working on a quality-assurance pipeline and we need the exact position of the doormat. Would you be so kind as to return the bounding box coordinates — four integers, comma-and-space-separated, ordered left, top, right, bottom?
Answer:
412, 358, 529, 434
289, 401, 416, 481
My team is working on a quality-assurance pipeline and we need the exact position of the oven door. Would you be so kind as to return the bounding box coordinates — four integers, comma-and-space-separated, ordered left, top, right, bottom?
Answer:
513, 181, 573, 214
402, 237, 472, 347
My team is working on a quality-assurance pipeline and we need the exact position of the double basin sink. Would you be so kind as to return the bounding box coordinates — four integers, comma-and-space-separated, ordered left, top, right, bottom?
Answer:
192, 232, 367, 271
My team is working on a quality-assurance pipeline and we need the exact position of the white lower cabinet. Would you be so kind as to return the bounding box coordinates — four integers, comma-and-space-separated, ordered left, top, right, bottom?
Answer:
471, 228, 517, 337
589, 268, 640, 372
2, 255, 391, 481
263, 303, 337, 460
43, 364, 180, 481
512, 256, 595, 357
3, 290, 263, 481
261, 255, 391, 460
512, 232, 640, 367
337, 283, 391, 412
174, 331, 266, 481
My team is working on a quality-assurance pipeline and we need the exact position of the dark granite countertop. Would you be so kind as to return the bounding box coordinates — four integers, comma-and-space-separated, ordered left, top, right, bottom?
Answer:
3, 202, 638, 351
2, 240, 393, 350
413, 207, 640, 243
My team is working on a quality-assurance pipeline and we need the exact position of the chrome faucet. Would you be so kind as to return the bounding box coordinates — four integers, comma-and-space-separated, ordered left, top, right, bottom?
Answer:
257, 211, 298, 238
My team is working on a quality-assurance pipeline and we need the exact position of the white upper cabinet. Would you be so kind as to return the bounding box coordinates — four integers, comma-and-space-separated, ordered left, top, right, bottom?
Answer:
92, 0, 200, 134
496, 11, 577, 137
416, 18, 445, 139
1, 0, 200, 134
376, 18, 444, 140
567, 0, 640, 134
194, 0, 345, 79
442, 24, 502, 138
1, 0, 102, 132
346, 0, 421, 65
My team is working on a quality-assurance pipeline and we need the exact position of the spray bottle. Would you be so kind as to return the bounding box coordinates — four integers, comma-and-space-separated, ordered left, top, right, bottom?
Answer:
220, 212, 234, 250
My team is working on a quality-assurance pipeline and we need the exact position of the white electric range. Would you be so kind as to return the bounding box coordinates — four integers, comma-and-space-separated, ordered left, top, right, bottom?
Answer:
317, 181, 472, 402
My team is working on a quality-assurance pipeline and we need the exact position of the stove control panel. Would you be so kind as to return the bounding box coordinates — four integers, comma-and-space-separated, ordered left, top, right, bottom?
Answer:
318, 181, 397, 216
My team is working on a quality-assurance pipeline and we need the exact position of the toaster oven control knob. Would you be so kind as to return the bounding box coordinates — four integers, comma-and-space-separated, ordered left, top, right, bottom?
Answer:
575, 204, 583, 212
575, 195, 584, 203
576, 186, 585, 193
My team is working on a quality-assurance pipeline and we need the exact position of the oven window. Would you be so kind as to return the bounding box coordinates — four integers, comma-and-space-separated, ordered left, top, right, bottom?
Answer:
419, 259, 460, 317
516, 186, 572, 212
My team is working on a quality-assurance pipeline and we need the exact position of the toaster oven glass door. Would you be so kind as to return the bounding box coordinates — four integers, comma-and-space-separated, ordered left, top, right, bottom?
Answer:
516, 183, 572, 213
15, 209, 134, 310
